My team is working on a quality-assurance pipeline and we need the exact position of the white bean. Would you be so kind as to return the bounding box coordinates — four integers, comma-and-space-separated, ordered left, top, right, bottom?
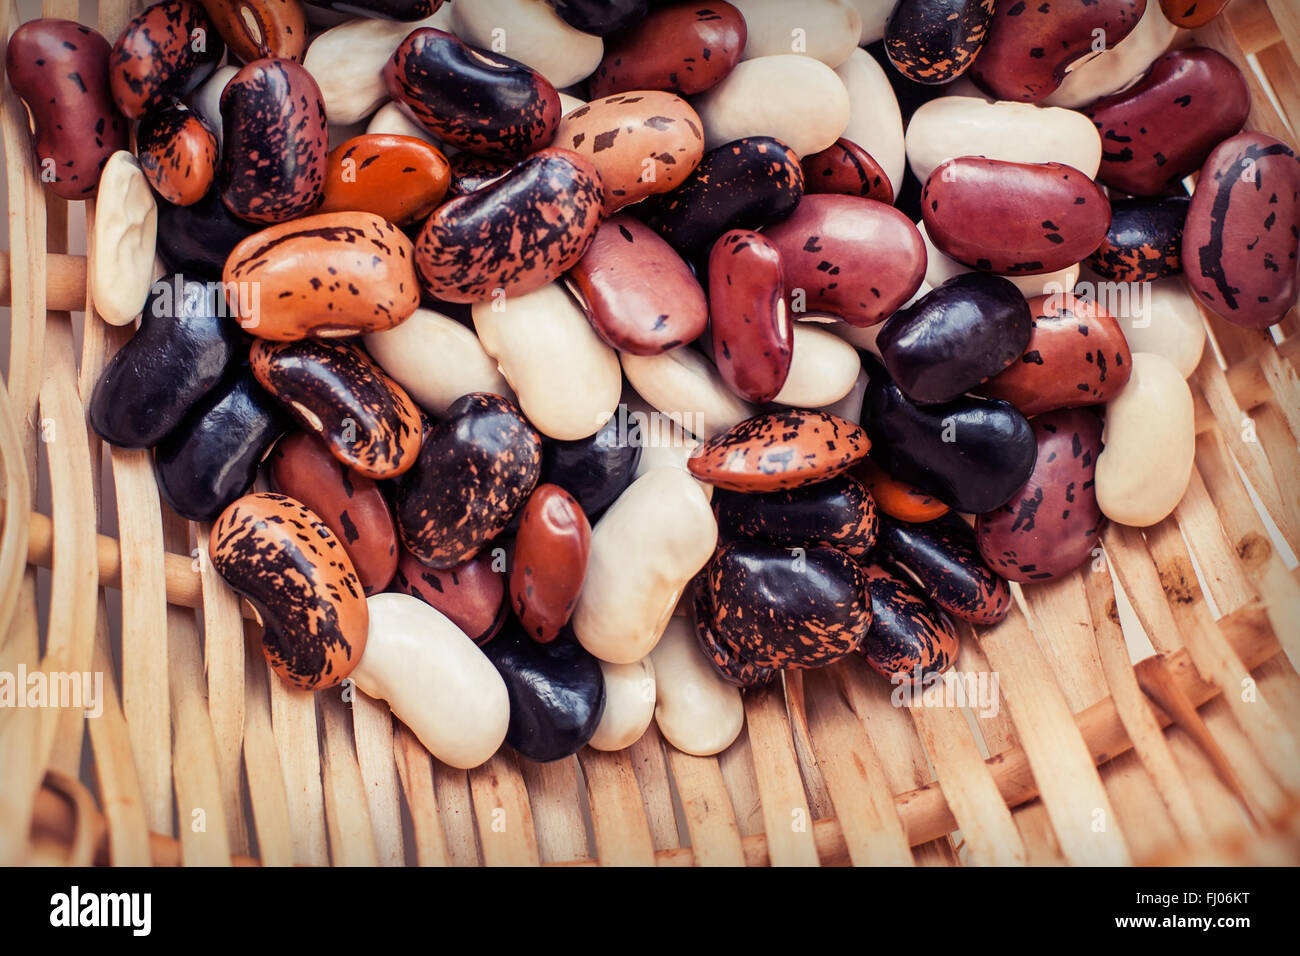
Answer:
365, 100, 442, 146
1114, 278, 1207, 379
92, 151, 156, 327
772, 324, 862, 408
1044, 0, 1178, 109
621, 347, 756, 440
588, 658, 656, 752
304, 14, 441, 126
731, 0, 862, 68
835, 48, 905, 195
650, 616, 744, 757
452, 0, 602, 89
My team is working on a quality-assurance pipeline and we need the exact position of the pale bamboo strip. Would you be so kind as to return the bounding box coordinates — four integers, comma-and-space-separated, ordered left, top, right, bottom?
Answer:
517, 756, 589, 863
351, 691, 403, 865
1097, 751, 1185, 862
1198, 691, 1289, 818
1257, 43, 1300, 140
167, 605, 232, 865
393, 724, 450, 866
195, 521, 248, 854
86, 598, 152, 865
1196, 14, 1297, 144
624, 724, 680, 851
319, 691, 378, 866
0, 578, 46, 864
1167, 722, 1257, 846
1256, 345, 1300, 440
268, 680, 329, 865
742, 686, 819, 865
907, 701, 1026, 866
1265, 0, 1300, 71
111, 446, 171, 834
1229, 0, 1286, 55
239, 626, 294, 867
1142, 519, 1300, 796
836, 655, 959, 864
801, 666, 913, 866
974, 606, 1132, 864
1083, 568, 1209, 844
1177, 468, 1262, 614
1023, 575, 1108, 711
432, 764, 481, 866
0, 250, 85, 311
1257, 654, 1300, 734
781, 671, 833, 819
0, 378, 31, 643
468, 749, 540, 866
1194, 358, 1300, 553
37, 316, 98, 778
97, 0, 139, 43
663, 746, 746, 866
1102, 524, 1187, 657
2, 0, 49, 486
1254, 404, 1300, 546
716, 727, 764, 836
1220, 340, 1300, 418
578, 748, 657, 865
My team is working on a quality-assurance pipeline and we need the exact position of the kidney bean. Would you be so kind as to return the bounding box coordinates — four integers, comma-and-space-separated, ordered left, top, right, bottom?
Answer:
922, 158, 1111, 275
854, 458, 950, 523
111, 0, 224, 118
590, 1, 746, 98
877, 513, 1012, 625
1158, 0, 1229, 28
384, 28, 560, 158
1183, 132, 1300, 329
304, 0, 441, 18
157, 187, 258, 277
864, 370, 1037, 514
694, 54, 850, 158
365, 308, 514, 418
351, 592, 509, 770
971, 0, 1146, 103
650, 615, 744, 756
397, 393, 542, 569
390, 549, 506, 646
137, 103, 219, 207
802, 138, 895, 203
5, 19, 128, 200
977, 408, 1105, 582
708, 229, 791, 403
981, 293, 1132, 417
510, 484, 591, 643
1088, 197, 1188, 284
219, 57, 327, 223
1114, 277, 1205, 378
688, 409, 871, 492
877, 273, 1033, 405
772, 325, 862, 408
303, 14, 436, 126
250, 338, 423, 480
860, 562, 958, 685
91, 276, 242, 448
905, 95, 1102, 186
317, 134, 450, 226
733, 0, 862, 66
90, 152, 159, 327
154, 364, 287, 521
199, 0, 306, 63
917, 220, 1084, 302
223, 211, 419, 339
552, 0, 646, 35
485, 624, 606, 762
637, 136, 803, 260
1047, 0, 1176, 109
836, 48, 905, 196
539, 412, 642, 517
691, 582, 778, 689
415, 148, 602, 303
453, 0, 603, 89
471, 283, 622, 441
765, 194, 927, 327
714, 473, 879, 557
625, 393, 711, 493
268, 431, 399, 595
567, 216, 707, 355
1085, 48, 1249, 197
707, 540, 870, 669
885, 0, 994, 84
572, 467, 717, 664
445, 152, 511, 198
365, 99, 441, 143
1095, 352, 1194, 527
210, 492, 366, 689
588, 657, 656, 752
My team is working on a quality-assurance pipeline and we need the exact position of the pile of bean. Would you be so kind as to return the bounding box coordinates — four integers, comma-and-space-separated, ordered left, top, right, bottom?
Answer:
8, 0, 1294, 768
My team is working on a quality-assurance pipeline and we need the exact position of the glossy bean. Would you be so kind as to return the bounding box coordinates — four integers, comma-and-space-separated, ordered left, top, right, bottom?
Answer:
6, 19, 128, 200
708, 229, 791, 403
588, 658, 656, 752
317, 134, 450, 226
567, 216, 708, 355
210, 492, 366, 689
539, 411, 642, 517
687, 409, 871, 492
572, 467, 718, 664
268, 431, 398, 595
885, 0, 994, 84
396, 392, 542, 569
390, 549, 507, 646
90, 151, 159, 326
1159, 0, 1229, 27
854, 458, 950, 523
801, 138, 894, 203
302, 14, 440, 126
223, 211, 419, 339
621, 348, 757, 440
877, 513, 1011, 625
650, 615, 744, 756
90, 276, 242, 448
976, 408, 1105, 582
835, 48, 905, 196
415, 148, 602, 303
156, 187, 258, 277
452, 0, 603, 88
219, 57, 327, 223
136, 103, 219, 207
199, 0, 306, 62
510, 484, 591, 644
732, 0, 861, 68
860, 562, 958, 684
1112, 276, 1205, 378
352, 592, 509, 768
713, 474, 878, 557
590, 1, 746, 98
1046, 0, 1176, 109
1088, 197, 1189, 283
691, 582, 777, 688
771, 325, 862, 408
111, 0, 224, 118
250, 339, 423, 480
154, 365, 288, 522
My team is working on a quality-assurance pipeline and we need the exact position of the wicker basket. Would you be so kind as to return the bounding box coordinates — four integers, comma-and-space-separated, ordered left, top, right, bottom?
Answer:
3, 0, 1300, 867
